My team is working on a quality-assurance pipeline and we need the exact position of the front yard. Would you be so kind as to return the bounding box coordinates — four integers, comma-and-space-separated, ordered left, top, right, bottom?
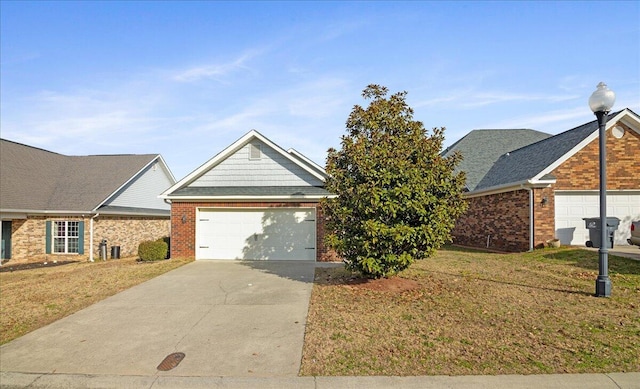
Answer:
2, 247, 638, 375
0, 257, 192, 345
301, 246, 640, 376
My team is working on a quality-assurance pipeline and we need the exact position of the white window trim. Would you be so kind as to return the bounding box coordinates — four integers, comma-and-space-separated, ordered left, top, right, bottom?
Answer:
53, 221, 80, 254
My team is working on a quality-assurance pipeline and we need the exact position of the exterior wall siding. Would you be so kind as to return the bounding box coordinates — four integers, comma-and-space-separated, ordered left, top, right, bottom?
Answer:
106, 160, 173, 210
170, 201, 338, 261
5, 215, 169, 263
191, 141, 324, 187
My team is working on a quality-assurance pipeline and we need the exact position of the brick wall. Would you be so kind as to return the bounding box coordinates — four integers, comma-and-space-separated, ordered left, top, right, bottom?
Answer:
452, 189, 530, 252
92, 216, 169, 258
552, 123, 640, 190
532, 186, 556, 248
6, 215, 169, 263
453, 121, 639, 252
8, 216, 48, 261
170, 201, 338, 262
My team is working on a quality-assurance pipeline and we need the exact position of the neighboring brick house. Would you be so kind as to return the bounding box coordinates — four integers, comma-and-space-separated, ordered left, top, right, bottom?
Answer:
160, 130, 337, 261
0, 139, 176, 263
445, 108, 640, 252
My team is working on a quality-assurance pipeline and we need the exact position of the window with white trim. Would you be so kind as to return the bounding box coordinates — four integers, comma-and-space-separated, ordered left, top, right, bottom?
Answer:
53, 221, 80, 254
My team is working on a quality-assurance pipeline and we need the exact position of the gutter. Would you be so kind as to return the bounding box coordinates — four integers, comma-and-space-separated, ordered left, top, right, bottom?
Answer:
464, 179, 555, 199
163, 195, 337, 201
0, 209, 92, 216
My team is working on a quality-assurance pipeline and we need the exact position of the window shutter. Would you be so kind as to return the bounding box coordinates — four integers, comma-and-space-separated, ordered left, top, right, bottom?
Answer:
78, 221, 85, 254
45, 221, 52, 254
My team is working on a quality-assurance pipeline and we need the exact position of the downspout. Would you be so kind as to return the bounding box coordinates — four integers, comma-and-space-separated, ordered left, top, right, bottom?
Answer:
522, 185, 534, 251
0, 217, 3, 267
89, 213, 99, 262
164, 199, 172, 259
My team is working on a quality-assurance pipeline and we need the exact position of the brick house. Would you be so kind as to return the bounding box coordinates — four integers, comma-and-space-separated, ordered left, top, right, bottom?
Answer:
160, 130, 337, 261
446, 108, 640, 252
0, 139, 176, 263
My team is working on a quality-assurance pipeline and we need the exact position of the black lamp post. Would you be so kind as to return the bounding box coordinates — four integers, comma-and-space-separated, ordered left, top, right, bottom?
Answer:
588, 82, 616, 297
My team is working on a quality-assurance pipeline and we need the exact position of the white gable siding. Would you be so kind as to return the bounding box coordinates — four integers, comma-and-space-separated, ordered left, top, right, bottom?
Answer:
106, 160, 173, 210
191, 141, 324, 187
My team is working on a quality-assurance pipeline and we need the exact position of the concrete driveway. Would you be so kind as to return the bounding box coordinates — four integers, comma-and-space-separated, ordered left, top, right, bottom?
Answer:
0, 260, 315, 377
583, 245, 640, 261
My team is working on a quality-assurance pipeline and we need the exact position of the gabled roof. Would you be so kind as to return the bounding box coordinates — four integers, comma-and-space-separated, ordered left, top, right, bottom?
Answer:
457, 108, 639, 196
0, 139, 172, 214
161, 130, 332, 200
442, 129, 552, 191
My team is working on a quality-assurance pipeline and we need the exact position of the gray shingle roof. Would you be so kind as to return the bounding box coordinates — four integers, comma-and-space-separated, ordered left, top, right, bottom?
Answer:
474, 111, 621, 190
0, 139, 159, 212
442, 129, 552, 191
171, 186, 331, 198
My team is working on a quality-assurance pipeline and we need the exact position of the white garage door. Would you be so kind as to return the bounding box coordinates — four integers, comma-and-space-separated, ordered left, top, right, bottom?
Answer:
196, 208, 316, 260
555, 191, 640, 246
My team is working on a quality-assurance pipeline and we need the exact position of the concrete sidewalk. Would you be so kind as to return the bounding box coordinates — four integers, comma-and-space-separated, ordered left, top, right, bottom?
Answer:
1, 371, 638, 388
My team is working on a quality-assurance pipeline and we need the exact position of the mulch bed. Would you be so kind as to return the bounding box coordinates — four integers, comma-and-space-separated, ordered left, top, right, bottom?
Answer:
0, 260, 79, 273
315, 267, 420, 293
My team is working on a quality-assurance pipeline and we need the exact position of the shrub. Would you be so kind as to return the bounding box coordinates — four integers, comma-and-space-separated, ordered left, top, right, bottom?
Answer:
158, 236, 170, 259
138, 239, 168, 261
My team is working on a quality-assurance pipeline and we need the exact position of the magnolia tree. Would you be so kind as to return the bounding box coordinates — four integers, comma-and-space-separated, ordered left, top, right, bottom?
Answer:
322, 85, 467, 278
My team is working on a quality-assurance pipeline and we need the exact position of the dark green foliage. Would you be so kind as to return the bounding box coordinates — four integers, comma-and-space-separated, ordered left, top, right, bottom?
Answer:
159, 236, 170, 259
138, 239, 168, 262
322, 85, 467, 278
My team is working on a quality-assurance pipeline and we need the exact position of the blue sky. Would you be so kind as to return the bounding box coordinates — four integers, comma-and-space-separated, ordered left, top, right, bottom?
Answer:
2, 1, 639, 179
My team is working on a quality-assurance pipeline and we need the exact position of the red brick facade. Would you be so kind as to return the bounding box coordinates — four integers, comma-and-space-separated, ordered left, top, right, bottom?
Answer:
452, 190, 530, 252
452, 121, 639, 252
552, 123, 640, 191
170, 201, 338, 261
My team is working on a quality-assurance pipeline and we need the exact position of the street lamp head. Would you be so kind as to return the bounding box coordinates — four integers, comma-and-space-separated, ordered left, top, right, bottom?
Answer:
589, 82, 616, 113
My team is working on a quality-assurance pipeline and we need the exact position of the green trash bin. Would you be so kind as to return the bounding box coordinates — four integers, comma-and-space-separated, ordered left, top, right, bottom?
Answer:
583, 217, 620, 248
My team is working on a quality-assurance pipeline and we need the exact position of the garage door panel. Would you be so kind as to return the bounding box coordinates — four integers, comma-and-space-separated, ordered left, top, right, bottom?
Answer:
196, 208, 316, 261
555, 192, 640, 246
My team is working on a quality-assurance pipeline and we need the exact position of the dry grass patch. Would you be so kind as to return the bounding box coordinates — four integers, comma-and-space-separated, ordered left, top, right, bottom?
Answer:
0, 257, 193, 345
301, 246, 640, 376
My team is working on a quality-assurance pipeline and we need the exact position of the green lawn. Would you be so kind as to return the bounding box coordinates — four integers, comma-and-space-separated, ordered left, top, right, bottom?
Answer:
301, 246, 640, 376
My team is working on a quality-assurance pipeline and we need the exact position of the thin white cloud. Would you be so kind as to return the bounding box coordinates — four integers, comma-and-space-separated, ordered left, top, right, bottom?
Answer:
187, 76, 350, 134
558, 75, 591, 93
460, 92, 579, 109
486, 107, 590, 132
319, 19, 369, 42
1, 85, 176, 154
0, 51, 41, 66
415, 89, 579, 110
172, 50, 261, 83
